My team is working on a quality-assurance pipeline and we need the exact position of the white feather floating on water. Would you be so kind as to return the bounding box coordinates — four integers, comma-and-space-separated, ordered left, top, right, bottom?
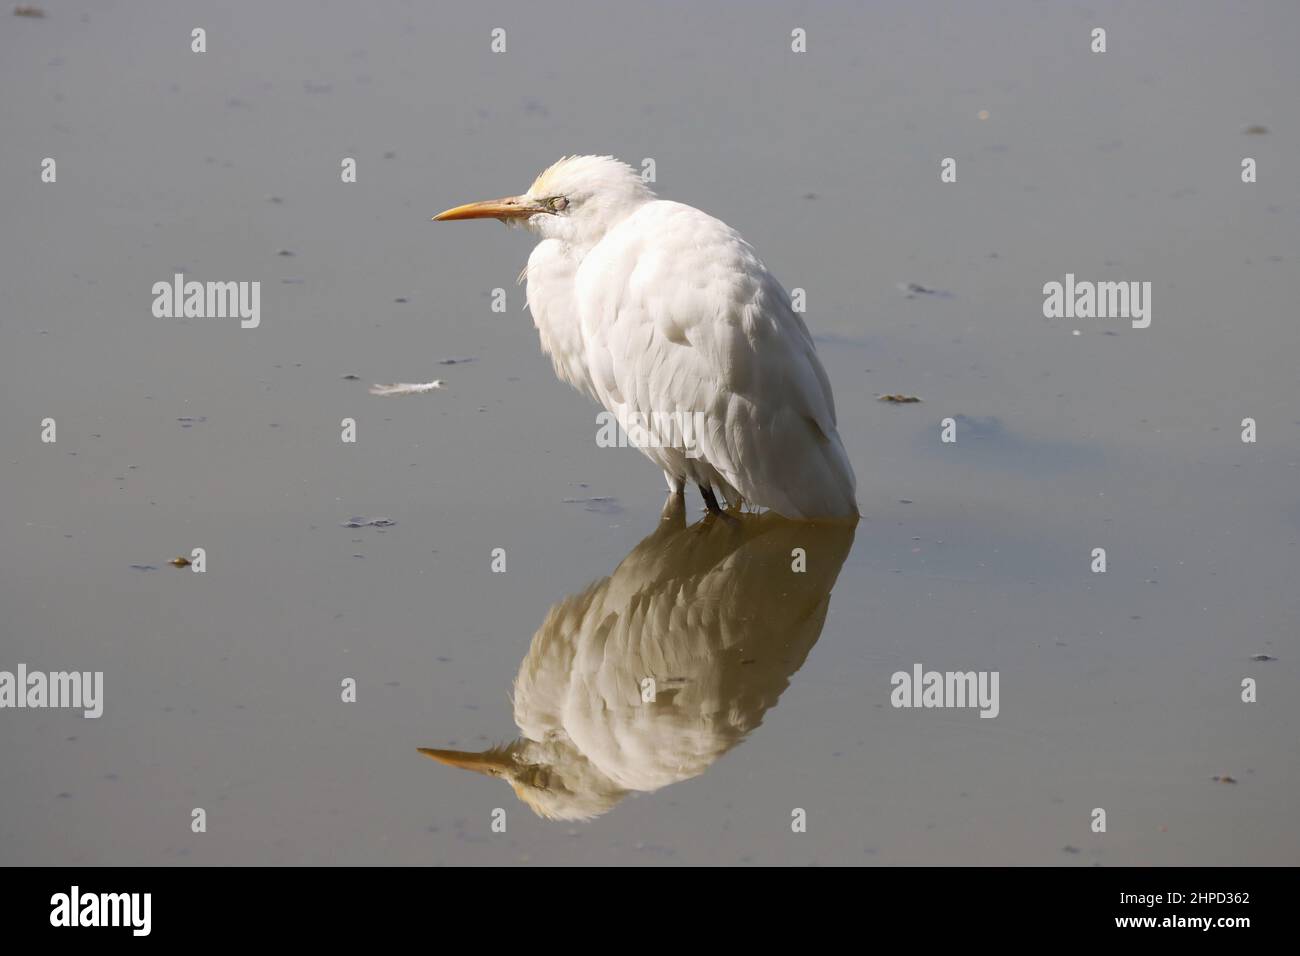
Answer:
368, 380, 445, 396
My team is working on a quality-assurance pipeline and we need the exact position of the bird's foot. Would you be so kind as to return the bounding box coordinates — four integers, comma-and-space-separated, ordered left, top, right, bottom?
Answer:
695, 484, 740, 527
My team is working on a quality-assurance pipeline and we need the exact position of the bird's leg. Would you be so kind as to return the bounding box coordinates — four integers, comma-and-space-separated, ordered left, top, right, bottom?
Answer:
659, 490, 687, 527
662, 472, 687, 523
698, 484, 724, 516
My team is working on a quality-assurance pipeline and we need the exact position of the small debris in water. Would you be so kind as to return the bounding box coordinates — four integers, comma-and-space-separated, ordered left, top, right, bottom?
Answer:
898, 282, 953, 299
1211, 775, 1238, 784
341, 517, 396, 528
878, 394, 921, 403
369, 381, 443, 396
562, 496, 623, 515
1243, 125, 1269, 135
393, 297, 408, 303
129, 564, 159, 572
170, 557, 191, 568
341, 373, 360, 380
1250, 653, 1277, 662
437, 357, 477, 365
1061, 845, 1081, 854
14, 5, 45, 16
276, 249, 295, 257
177, 416, 207, 427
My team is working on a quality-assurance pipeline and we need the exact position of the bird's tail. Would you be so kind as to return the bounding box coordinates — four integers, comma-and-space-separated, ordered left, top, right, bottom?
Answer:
753, 417, 859, 521
801, 427, 859, 519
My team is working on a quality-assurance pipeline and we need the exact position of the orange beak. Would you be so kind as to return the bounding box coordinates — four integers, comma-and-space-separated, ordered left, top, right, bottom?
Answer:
418, 747, 512, 776
432, 195, 548, 222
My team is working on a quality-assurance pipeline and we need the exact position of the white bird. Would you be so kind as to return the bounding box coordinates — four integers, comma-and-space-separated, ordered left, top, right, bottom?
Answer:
434, 156, 858, 520
420, 497, 857, 820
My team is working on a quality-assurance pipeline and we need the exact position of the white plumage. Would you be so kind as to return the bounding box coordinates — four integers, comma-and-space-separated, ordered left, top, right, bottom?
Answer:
435, 156, 858, 520
420, 498, 857, 820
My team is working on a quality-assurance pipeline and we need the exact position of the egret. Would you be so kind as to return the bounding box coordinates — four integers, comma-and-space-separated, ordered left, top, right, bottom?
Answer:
420, 497, 857, 820
434, 156, 858, 520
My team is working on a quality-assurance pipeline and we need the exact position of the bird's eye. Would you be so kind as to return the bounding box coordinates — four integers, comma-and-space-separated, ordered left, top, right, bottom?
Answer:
550, 196, 568, 212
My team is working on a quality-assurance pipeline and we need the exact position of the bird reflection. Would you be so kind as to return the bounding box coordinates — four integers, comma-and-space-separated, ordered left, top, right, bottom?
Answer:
420, 500, 856, 820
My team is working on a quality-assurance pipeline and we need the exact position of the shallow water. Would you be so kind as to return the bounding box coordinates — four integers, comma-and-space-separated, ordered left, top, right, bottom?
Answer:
1, 1, 1297, 865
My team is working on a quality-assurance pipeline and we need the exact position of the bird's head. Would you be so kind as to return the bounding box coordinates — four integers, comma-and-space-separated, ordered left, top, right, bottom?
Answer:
418, 738, 630, 821
433, 155, 654, 246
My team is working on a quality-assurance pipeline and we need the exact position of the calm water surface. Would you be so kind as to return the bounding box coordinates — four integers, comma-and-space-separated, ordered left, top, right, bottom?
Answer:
1, 1, 1297, 864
